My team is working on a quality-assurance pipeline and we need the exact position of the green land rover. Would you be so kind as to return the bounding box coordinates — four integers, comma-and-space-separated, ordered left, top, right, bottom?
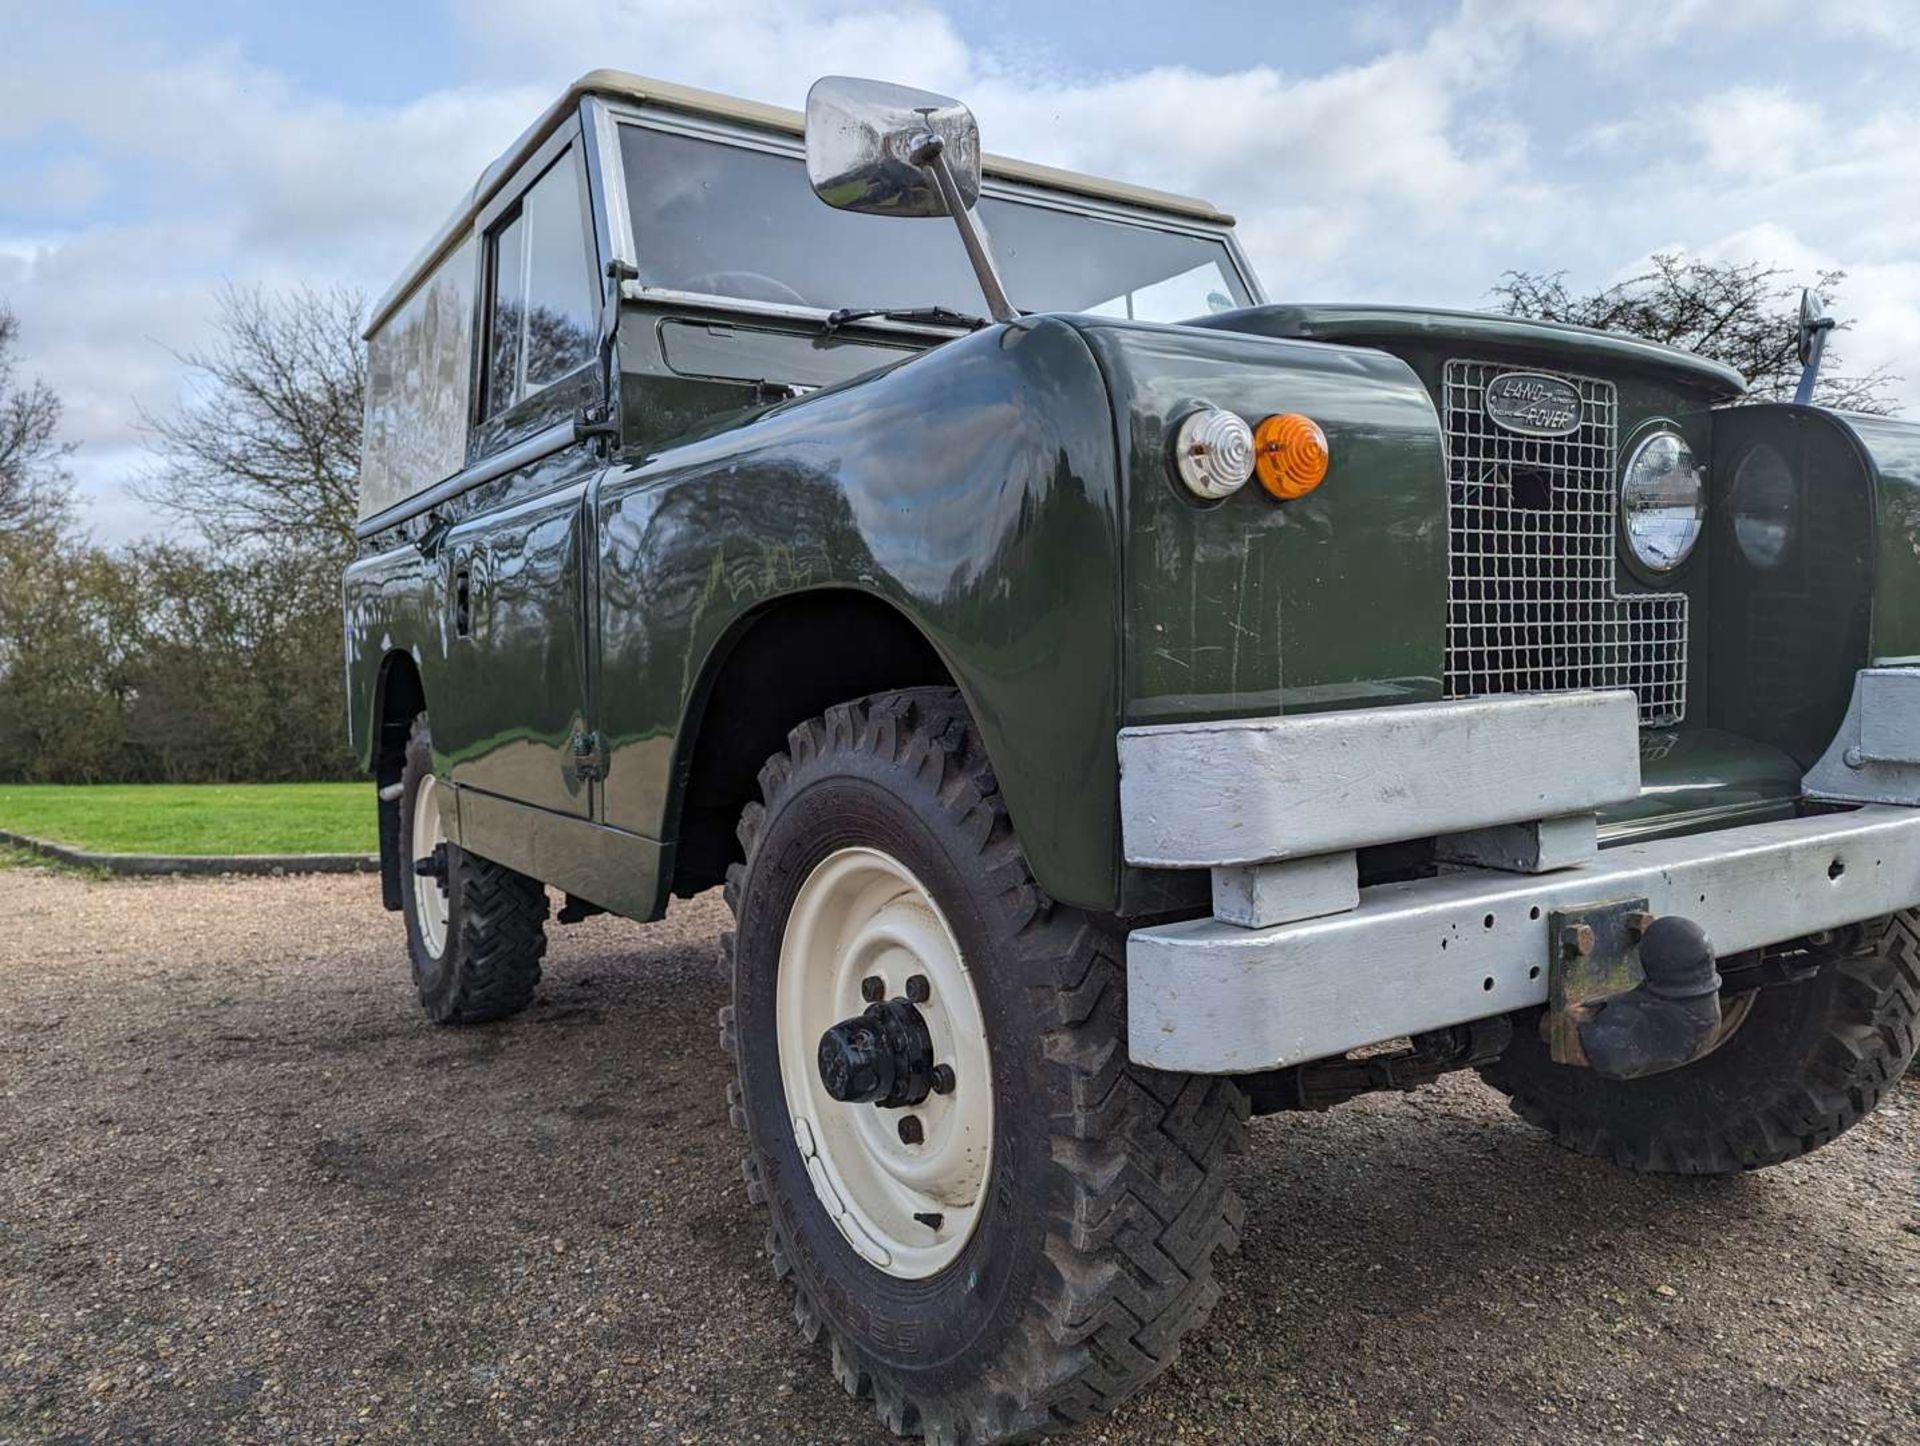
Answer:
344, 72, 1920, 1443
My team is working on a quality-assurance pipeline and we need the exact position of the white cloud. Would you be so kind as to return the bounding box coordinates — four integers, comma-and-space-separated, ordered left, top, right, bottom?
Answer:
1575, 86, 1920, 410
3, 0, 1920, 545
1692, 87, 1823, 180
454, 0, 974, 103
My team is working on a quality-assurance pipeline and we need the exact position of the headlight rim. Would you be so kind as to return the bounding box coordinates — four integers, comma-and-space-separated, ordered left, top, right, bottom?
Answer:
1618, 421, 1706, 577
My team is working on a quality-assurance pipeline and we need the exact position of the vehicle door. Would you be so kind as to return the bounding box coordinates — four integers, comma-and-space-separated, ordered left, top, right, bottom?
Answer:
436, 128, 606, 818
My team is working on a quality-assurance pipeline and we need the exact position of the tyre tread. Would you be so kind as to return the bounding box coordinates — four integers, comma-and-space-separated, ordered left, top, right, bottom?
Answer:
717, 688, 1247, 1443
402, 714, 547, 1026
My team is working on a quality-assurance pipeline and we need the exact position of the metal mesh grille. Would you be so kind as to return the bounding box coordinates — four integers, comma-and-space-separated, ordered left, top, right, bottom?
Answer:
1442, 360, 1687, 726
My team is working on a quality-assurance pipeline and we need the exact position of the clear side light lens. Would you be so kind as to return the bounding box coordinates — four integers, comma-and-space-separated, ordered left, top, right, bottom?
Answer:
1621, 430, 1705, 571
1732, 443, 1797, 569
1173, 406, 1255, 500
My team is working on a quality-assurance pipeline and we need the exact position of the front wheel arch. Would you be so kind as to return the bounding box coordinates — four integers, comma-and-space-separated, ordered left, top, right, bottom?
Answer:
667, 590, 960, 901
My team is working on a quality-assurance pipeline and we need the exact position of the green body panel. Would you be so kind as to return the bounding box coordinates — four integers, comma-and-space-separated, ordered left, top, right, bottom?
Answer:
594, 315, 1125, 912
437, 458, 598, 815
345, 441, 603, 802
1604, 727, 1803, 841
1194, 304, 1749, 401
343, 547, 439, 760
1070, 319, 1448, 722
1705, 405, 1875, 768
347, 307, 1459, 917
1844, 412, 1920, 664
616, 300, 927, 460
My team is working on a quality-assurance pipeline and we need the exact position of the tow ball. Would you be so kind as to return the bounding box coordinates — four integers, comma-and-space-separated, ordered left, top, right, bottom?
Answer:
1547, 899, 1723, 1080
817, 995, 955, 1109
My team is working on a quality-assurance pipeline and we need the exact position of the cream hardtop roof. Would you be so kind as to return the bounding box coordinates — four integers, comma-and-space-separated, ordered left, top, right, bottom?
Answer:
368, 69, 1235, 337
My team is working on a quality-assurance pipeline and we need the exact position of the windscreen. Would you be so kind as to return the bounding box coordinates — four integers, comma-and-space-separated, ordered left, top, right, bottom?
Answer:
620, 123, 1250, 322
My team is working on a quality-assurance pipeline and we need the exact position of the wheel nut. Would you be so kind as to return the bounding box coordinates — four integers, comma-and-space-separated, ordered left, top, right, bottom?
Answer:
905, 974, 930, 1004
897, 1115, 924, 1145
860, 975, 884, 1003
930, 1064, 955, 1095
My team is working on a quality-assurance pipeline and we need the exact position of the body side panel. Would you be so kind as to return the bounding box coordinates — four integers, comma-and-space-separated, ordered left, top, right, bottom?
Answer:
1840, 412, 1920, 665
594, 316, 1125, 911
344, 545, 445, 771
436, 457, 600, 817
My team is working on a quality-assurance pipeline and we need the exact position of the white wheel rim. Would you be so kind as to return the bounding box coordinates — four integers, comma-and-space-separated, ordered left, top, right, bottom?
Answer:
777, 847, 993, 1279
410, 772, 450, 957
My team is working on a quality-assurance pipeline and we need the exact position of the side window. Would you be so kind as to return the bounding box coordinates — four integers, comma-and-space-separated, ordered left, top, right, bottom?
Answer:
483, 149, 598, 419
359, 235, 476, 520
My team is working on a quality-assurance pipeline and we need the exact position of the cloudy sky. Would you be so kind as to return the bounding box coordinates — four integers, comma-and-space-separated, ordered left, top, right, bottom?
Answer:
4, 0, 1919, 542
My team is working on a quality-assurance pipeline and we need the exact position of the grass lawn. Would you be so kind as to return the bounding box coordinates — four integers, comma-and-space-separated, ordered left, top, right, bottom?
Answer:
0, 783, 374, 856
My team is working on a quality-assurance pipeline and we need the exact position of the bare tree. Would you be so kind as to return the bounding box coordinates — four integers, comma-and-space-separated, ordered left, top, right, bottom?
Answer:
1491, 254, 1898, 415
138, 284, 367, 558
0, 303, 73, 537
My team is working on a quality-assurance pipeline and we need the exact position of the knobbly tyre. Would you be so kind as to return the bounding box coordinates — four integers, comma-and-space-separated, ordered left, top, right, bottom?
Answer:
343, 71, 1920, 1444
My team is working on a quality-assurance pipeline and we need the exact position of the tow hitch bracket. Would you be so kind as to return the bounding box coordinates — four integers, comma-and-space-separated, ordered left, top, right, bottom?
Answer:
1547, 898, 1724, 1078
1546, 898, 1650, 1066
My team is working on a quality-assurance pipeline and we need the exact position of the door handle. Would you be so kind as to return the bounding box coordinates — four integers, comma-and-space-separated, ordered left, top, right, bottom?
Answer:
453, 561, 473, 638
415, 510, 452, 558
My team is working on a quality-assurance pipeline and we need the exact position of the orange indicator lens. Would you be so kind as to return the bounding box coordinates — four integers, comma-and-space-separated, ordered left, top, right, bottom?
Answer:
1253, 413, 1330, 499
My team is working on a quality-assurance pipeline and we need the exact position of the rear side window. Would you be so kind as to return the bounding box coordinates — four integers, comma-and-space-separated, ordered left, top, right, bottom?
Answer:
359, 235, 476, 521
484, 150, 598, 419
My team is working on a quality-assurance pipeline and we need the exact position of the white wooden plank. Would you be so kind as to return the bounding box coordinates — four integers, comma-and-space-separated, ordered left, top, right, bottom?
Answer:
1435, 813, 1596, 874
1211, 851, 1358, 928
1119, 691, 1640, 868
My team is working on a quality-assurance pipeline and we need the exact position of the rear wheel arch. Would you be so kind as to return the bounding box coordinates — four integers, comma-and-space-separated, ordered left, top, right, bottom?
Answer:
371, 650, 427, 911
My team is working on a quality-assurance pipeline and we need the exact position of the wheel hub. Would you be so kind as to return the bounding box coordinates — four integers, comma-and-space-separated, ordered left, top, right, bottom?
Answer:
777, 847, 994, 1279
817, 997, 938, 1107
409, 772, 451, 956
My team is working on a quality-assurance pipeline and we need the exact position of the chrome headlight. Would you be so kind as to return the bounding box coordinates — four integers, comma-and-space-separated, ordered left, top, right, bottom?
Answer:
1731, 443, 1796, 569
1620, 430, 1705, 571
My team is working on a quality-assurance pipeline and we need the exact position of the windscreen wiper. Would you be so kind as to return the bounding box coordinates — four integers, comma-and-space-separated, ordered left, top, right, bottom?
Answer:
821, 305, 990, 335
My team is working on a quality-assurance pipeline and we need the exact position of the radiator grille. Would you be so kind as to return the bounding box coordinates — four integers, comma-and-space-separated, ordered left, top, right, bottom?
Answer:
1442, 360, 1687, 726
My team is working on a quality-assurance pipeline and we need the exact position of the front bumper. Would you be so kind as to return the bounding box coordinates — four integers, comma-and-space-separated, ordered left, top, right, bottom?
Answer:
1120, 683, 1920, 1074
1128, 805, 1920, 1072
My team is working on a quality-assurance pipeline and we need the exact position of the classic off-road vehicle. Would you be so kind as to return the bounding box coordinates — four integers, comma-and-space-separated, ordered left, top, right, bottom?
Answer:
346, 71, 1920, 1442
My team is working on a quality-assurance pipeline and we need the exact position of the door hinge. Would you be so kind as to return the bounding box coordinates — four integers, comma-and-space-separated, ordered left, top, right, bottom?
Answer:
569, 728, 608, 784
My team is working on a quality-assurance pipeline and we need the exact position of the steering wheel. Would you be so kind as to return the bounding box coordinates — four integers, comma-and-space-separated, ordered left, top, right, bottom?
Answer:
681, 271, 809, 306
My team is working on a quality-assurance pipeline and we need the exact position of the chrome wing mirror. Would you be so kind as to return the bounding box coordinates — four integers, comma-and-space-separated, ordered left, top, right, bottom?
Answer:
804, 75, 1016, 322
1793, 288, 1835, 406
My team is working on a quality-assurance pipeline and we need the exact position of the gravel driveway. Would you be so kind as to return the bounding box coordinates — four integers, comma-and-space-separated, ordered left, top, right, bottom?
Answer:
2, 864, 1915, 1444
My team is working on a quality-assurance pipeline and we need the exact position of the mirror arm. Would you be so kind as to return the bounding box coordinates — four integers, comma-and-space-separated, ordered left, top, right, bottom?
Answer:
1794, 288, 1836, 407
910, 133, 1018, 324
1794, 323, 1833, 406
1792, 327, 1827, 406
